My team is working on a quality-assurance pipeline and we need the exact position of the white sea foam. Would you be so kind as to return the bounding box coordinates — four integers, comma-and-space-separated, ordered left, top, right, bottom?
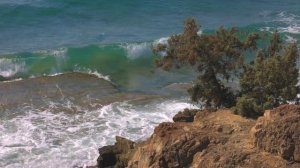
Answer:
122, 42, 152, 59
152, 37, 170, 57
47, 72, 64, 77
279, 26, 300, 34
153, 29, 202, 46
271, 12, 300, 34
259, 26, 272, 33
0, 58, 25, 78
259, 11, 300, 39
35, 48, 67, 57
50, 48, 67, 57
276, 12, 299, 23
285, 35, 297, 43
87, 70, 111, 82
153, 37, 169, 46
152, 31, 202, 57
47, 48, 68, 70
0, 98, 198, 168
73, 66, 111, 82
197, 30, 203, 35
2, 67, 111, 84
2, 78, 23, 83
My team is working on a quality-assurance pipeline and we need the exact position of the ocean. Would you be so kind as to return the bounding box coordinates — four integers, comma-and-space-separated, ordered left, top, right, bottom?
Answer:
0, 0, 299, 167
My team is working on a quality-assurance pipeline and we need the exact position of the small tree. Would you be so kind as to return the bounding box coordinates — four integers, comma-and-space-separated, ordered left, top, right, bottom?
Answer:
153, 18, 259, 108
237, 31, 299, 117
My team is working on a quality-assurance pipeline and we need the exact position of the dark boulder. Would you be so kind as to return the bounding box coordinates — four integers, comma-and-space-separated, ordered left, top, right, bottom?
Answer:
172, 109, 199, 122
97, 136, 136, 168
98, 145, 119, 167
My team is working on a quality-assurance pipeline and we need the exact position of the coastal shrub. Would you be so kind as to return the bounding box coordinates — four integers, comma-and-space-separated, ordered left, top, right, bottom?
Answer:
238, 31, 299, 117
235, 95, 261, 118
188, 80, 236, 108
153, 18, 258, 108
154, 18, 299, 118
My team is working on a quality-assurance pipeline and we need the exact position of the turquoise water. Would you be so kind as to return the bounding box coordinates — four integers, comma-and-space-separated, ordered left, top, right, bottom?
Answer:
0, 0, 299, 53
1, 0, 300, 90
0, 1, 300, 167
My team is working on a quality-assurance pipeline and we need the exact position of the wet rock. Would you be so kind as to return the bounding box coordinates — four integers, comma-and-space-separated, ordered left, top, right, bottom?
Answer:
97, 136, 136, 168
0, 72, 119, 108
98, 145, 118, 167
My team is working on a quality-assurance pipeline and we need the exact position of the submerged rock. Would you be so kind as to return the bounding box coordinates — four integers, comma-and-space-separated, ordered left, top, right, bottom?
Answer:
0, 72, 161, 112
96, 105, 300, 168
0, 72, 118, 108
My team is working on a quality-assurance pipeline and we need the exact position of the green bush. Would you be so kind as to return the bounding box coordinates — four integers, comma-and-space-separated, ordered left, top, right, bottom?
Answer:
238, 31, 299, 117
153, 18, 258, 108
154, 19, 299, 118
235, 96, 261, 118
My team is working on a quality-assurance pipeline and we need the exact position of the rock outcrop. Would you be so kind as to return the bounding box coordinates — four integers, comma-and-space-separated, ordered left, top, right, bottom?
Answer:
95, 105, 300, 168
98, 136, 136, 168
251, 104, 300, 163
172, 108, 199, 122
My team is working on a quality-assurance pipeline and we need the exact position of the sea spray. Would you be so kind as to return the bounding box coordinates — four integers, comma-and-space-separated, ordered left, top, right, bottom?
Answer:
0, 98, 198, 167
0, 58, 25, 78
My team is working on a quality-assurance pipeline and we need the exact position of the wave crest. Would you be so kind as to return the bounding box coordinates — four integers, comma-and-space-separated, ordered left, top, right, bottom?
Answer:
0, 58, 25, 78
271, 12, 300, 34
122, 42, 152, 59
73, 66, 111, 82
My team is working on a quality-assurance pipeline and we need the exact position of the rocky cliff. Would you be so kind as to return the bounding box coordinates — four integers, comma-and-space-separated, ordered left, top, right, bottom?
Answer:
94, 105, 300, 168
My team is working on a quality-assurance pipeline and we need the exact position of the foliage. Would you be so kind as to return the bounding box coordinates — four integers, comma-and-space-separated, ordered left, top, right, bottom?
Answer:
238, 31, 299, 117
154, 19, 299, 117
153, 18, 259, 108
234, 95, 261, 118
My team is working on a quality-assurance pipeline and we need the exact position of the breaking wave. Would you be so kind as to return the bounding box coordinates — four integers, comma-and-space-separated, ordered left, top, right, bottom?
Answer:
0, 58, 25, 78
0, 98, 198, 168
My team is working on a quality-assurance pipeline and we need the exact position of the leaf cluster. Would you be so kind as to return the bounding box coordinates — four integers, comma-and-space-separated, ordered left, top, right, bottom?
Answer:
237, 31, 299, 117
153, 18, 258, 108
154, 19, 299, 117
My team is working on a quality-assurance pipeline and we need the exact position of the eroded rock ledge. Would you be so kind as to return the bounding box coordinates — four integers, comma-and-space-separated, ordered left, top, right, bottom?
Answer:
95, 104, 300, 168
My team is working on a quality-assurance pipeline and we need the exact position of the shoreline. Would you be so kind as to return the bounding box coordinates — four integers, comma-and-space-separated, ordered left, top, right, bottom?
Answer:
93, 105, 300, 168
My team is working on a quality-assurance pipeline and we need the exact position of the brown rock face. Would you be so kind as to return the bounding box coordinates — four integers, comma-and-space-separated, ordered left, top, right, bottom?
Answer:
96, 106, 300, 168
152, 123, 210, 168
97, 136, 136, 168
252, 104, 300, 162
